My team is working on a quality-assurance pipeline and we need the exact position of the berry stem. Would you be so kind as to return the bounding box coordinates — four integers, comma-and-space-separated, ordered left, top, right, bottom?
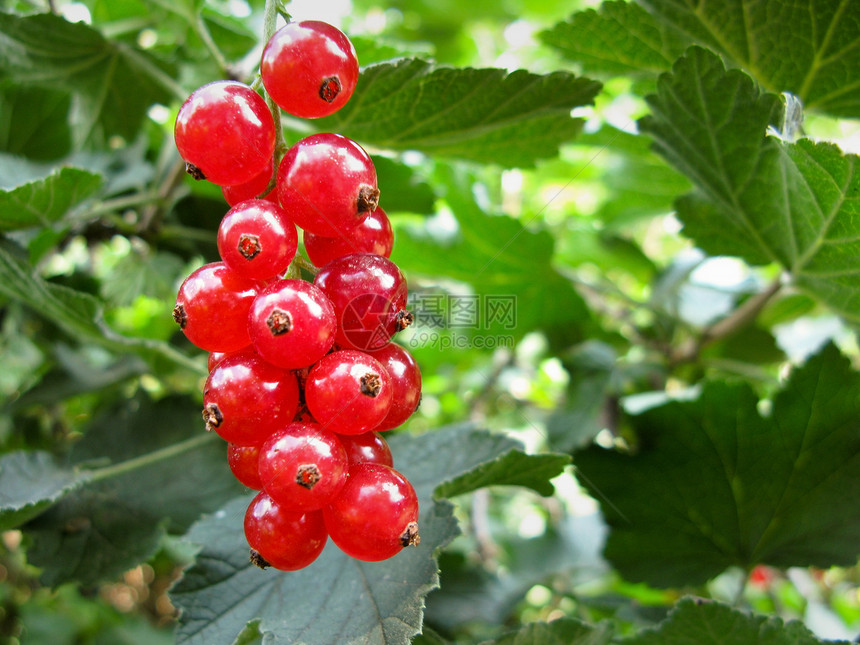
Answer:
263, 0, 288, 163
85, 432, 218, 483
193, 13, 231, 79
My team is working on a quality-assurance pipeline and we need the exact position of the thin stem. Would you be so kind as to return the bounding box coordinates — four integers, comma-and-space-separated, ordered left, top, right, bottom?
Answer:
263, 0, 288, 163
85, 432, 217, 483
193, 13, 231, 78
85, 191, 162, 219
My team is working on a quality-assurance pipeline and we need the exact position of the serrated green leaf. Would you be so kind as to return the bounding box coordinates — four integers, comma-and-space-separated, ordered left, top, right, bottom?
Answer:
319, 59, 601, 167
481, 618, 613, 645
640, 47, 860, 322
0, 451, 90, 530
170, 426, 564, 645
0, 11, 177, 144
627, 597, 851, 645
575, 342, 860, 587
540, 1, 688, 79
24, 393, 241, 586
639, 0, 860, 117
434, 448, 569, 498
0, 165, 102, 231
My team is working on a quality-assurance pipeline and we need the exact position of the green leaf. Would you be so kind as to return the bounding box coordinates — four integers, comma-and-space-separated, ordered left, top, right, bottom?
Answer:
626, 597, 851, 645
539, 1, 687, 79
0, 451, 90, 531
24, 393, 242, 586
481, 618, 613, 645
171, 426, 562, 645
640, 47, 860, 322
0, 85, 72, 160
639, 0, 860, 117
0, 165, 102, 231
374, 155, 436, 216
0, 11, 177, 144
574, 343, 860, 587
319, 59, 602, 167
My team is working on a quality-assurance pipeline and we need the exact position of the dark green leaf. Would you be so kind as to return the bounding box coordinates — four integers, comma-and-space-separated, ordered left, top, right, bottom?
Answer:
481, 618, 613, 645
626, 597, 851, 645
374, 155, 436, 216
0, 451, 90, 530
0, 11, 177, 143
575, 343, 860, 587
640, 47, 860, 322
319, 59, 602, 167
0, 85, 72, 160
0, 165, 102, 231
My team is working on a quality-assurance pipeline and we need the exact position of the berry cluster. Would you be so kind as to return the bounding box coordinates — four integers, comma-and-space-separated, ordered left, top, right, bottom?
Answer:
171, 19, 422, 570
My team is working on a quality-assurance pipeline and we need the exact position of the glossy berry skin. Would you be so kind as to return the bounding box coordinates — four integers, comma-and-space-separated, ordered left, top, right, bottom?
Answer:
261, 21, 358, 119
324, 463, 420, 562
227, 443, 263, 490
304, 206, 393, 267
217, 199, 298, 281
248, 279, 337, 369
369, 343, 421, 431
258, 422, 349, 511
203, 351, 300, 446
305, 350, 393, 435
173, 262, 258, 352
277, 133, 378, 237
244, 491, 327, 571
339, 431, 393, 467
221, 161, 276, 206
314, 253, 410, 351
174, 81, 275, 186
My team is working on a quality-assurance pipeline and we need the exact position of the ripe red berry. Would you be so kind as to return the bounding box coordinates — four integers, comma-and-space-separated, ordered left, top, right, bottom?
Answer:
323, 463, 420, 561
261, 20, 359, 119
247, 279, 337, 369
217, 199, 298, 281
221, 161, 276, 206
173, 262, 258, 353
203, 351, 300, 446
277, 133, 379, 237
304, 206, 393, 267
314, 253, 411, 351
258, 422, 349, 511
227, 443, 263, 490
305, 349, 393, 435
174, 81, 275, 186
244, 491, 327, 571
338, 431, 393, 467
368, 343, 421, 430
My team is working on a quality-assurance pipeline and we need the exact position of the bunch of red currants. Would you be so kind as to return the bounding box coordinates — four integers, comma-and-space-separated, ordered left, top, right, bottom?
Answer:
171, 19, 422, 570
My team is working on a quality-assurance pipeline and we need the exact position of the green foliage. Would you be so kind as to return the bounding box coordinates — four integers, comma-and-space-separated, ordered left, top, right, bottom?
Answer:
0, 0, 858, 644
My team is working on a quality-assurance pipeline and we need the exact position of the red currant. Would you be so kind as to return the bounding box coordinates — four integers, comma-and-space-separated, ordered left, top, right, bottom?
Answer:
276, 133, 379, 237
338, 431, 393, 467
217, 199, 298, 281
369, 343, 421, 430
174, 81, 275, 186
323, 463, 420, 562
227, 443, 263, 490
247, 279, 337, 369
305, 349, 393, 435
304, 206, 393, 267
203, 351, 300, 446
221, 161, 276, 206
173, 262, 258, 352
261, 21, 359, 119
258, 422, 349, 511
244, 491, 327, 571
313, 253, 411, 351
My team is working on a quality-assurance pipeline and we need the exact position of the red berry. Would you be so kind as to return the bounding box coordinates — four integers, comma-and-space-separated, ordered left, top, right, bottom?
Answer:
227, 443, 263, 490
323, 463, 420, 561
203, 351, 300, 446
368, 343, 421, 430
247, 279, 337, 369
173, 262, 258, 353
304, 206, 393, 267
261, 21, 359, 119
244, 491, 327, 571
258, 422, 349, 511
174, 81, 275, 186
314, 253, 410, 351
338, 431, 393, 467
217, 199, 298, 281
277, 133, 378, 237
221, 161, 276, 206
305, 349, 393, 435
